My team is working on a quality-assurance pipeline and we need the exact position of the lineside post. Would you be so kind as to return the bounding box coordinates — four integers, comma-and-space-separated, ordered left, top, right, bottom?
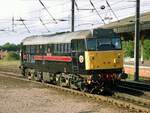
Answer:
71, 0, 75, 32
134, 0, 140, 81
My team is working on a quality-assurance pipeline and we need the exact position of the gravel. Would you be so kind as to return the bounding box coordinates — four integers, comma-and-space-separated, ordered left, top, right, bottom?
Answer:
0, 74, 133, 113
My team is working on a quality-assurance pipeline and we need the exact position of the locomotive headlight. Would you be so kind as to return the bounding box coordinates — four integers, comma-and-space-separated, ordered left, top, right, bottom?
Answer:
118, 53, 121, 58
114, 58, 116, 64
87, 79, 91, 84
87, 76, 92, 84
114, 58, 119, 64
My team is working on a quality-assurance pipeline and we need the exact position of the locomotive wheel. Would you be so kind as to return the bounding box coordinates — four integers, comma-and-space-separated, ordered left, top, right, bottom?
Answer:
25, 69, 32, 80
59, 76, 63, 87
79, 82, 87, 92
56, 74, 67, 87
34, 72, 42, 82
24, 69, 28, 78
56, 74, 62, 86
21, 68, 26, 77
69, 78, 74, 89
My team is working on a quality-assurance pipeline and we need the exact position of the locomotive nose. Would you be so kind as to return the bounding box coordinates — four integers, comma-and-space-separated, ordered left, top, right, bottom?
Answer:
85, 51, 123, 70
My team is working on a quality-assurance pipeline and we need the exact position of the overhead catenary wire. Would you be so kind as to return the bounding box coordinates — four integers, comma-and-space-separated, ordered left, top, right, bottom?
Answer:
89, 0, 105, 24
39, 0, 57, 24
105, 0, 119, 22
74, 0, 95, 11
12, 16, 15, 32
19, 17, 31, 33
39, 17, 50, 32
0, 0, 149, 35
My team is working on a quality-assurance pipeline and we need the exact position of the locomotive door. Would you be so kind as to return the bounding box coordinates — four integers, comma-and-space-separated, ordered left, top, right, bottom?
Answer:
71, 40, 79, 73
71, 39, 85, 74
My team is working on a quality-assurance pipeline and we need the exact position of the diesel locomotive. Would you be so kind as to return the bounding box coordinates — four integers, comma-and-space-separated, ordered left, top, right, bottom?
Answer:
20, 28, 127, 93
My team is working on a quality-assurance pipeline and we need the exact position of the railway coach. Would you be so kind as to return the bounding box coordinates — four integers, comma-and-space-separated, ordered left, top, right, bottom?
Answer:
20, 28, 127, 93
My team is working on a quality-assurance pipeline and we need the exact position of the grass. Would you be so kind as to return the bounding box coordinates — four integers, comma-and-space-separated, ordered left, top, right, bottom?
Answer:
0, 60, 20, 67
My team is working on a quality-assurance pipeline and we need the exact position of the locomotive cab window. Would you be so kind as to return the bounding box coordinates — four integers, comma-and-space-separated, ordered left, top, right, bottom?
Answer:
111, 38, 121, 49
71, 39, 85, 52
86, 38, 96, 51
71, 40, 78, 52
78, 39, 85, 52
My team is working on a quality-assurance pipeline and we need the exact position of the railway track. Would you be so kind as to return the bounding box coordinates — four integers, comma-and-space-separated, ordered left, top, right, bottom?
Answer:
0, 71, 149, 113
119, 80, 150, 91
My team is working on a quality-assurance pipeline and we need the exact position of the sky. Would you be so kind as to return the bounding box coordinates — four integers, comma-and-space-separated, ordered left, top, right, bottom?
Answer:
0, 0, 150, 45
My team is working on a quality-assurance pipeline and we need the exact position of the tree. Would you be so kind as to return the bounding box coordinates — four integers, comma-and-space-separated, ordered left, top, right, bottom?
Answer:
1, 43, 20, 51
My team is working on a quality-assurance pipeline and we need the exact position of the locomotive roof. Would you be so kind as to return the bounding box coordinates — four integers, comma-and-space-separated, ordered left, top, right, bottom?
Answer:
22, 30, 92, 45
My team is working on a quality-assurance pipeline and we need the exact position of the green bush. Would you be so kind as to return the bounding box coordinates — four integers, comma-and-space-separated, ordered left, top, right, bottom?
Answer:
122, 39, 150, 60
122, 41, 134, 58
143, 39, 150, 60
3, 52, 19, 61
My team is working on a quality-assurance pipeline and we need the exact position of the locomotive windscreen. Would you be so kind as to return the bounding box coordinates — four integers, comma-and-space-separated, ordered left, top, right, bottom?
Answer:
86, 37, 121, 51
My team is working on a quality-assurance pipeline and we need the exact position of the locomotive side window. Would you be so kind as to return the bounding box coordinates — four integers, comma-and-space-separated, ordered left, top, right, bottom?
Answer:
26, 45, 30, 53
67, 43, 71, 53
47, 44, 56, 56
57, 44, 61, 53
61, 44, 64, 53
64, 44, 68, 53
36, 45, 40, 54
54, 44, 57, 53
40, 45, 45, 54
43, 45, 47, 54
30, 45, 35, 54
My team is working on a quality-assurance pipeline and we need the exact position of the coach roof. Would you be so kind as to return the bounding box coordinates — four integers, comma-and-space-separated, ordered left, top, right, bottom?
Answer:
22, 30, 92, 45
